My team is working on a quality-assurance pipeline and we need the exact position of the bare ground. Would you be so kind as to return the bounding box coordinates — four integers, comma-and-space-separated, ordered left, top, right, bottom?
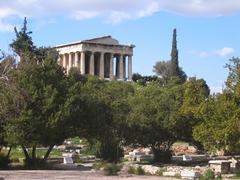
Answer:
0, 170, 178, 180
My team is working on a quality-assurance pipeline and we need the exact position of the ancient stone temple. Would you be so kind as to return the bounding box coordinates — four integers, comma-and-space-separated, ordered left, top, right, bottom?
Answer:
55, 36, 135, 81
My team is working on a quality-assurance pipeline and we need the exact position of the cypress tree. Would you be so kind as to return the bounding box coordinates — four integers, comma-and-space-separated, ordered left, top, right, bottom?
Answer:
170, 28, 180, 77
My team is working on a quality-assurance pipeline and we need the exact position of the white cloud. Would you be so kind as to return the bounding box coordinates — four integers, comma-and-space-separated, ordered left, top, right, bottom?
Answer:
71, 11, 100, 20
189, 47, 235, 57
0, 0, 240, 30
213, 47, 235, 57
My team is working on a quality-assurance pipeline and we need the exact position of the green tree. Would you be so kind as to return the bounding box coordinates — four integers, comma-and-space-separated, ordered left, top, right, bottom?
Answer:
127, 82, 183, 162
4, 18, 80, 167
99, 81, 134, 161
193, 57, 240, 154
4, 48, 70, 166
10, 17, 35, 57
0, 55, 23, 158
170, 28, 179, 77
193, 93, 240, 154
176, 77, 209, 145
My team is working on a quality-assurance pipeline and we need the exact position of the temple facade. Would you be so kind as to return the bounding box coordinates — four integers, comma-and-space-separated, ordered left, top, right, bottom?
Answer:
55, 36, 135, 81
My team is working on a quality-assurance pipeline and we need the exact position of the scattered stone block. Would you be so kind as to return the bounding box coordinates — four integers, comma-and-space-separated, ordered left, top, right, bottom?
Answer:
163, 171, 179, 177
63, 157, 73, 164
141, 165, 159, 175
181, 170, 200, 179
229, 157, 240, 173
183, 155, 192, 161
209, 160, 231, 174
136, 154, 153, 162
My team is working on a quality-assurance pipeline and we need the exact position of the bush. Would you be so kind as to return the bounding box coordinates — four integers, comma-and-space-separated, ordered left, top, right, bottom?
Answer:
127, 166, 136, 174
96, 140, 124, 162
11, 158, 20, 163
92, 161, 106, 170
0, 154, 10, 169
201, 169, 215, 180
103, 163, 122, 176
136, 166, 145, 175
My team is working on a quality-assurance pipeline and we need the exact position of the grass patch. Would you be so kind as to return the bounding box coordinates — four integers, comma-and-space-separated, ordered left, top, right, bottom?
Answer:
93, 161, 107, 170
127, 166, 145, 175
136, 166, 145, 175
103, 163, 122, 176
127, 166, 136, 174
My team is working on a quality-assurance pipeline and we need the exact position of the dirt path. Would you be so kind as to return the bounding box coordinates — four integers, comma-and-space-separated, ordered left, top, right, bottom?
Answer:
0, 170, 178, 180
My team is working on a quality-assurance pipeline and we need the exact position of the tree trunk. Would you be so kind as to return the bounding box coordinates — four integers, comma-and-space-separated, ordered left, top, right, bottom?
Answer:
43, 145, 54, 161
21, 145, 30, 160
7, 146, 12, 158
32, 146, 36, 161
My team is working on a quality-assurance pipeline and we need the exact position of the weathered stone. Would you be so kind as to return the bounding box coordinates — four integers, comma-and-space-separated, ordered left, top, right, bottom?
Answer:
209, 160, 231, 174
181, 170, 200, 179
63, 157, 73, 164
163, 171, 179, 177
141, 165, 159, 175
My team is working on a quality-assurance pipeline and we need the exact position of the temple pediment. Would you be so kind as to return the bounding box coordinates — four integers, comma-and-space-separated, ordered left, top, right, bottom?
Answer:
83, 36, 119, 45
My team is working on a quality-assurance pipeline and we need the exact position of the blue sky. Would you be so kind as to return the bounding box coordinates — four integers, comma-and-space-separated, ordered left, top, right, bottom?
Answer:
0, 0, 240, 93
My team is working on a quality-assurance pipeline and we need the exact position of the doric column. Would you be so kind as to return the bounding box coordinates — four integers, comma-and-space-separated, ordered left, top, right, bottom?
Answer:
119, 54, 124, 80
99, 52, 104, 79
74, 52, 79, 70
128, 55, 132, 81
63, 54, 67, 69
90, 52, 95, 75
109, 54, 114, 80
69, 53, 73, 70
123, 56, 126, 79
80, 52, 85, 74
57, 55, 61, 65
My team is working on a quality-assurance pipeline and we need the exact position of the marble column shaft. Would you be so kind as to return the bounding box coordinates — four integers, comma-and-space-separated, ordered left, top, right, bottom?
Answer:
80, 52, 85, 74
119, 54, 124, 79
128, 55, 132, 81
109, 54, 113, 79
74, 52, 79, 69
90, 52, 95, 75
69, 53, 73, 70
63, 54, 67, 69
99, 53, 104, 79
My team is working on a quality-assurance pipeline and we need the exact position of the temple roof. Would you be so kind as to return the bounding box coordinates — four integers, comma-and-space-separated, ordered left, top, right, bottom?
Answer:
55, 35, 135, 48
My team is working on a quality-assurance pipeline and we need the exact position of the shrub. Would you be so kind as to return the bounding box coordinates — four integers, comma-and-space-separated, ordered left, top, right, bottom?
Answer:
95, 140, 124, 162
136, 166, 145, 175
11, 158, 20, 163
0, 154, 10, 169
92, 161, 106, 170
103, 163, 122, 176
201, 169, 215, 180
127, 166, 136, 174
